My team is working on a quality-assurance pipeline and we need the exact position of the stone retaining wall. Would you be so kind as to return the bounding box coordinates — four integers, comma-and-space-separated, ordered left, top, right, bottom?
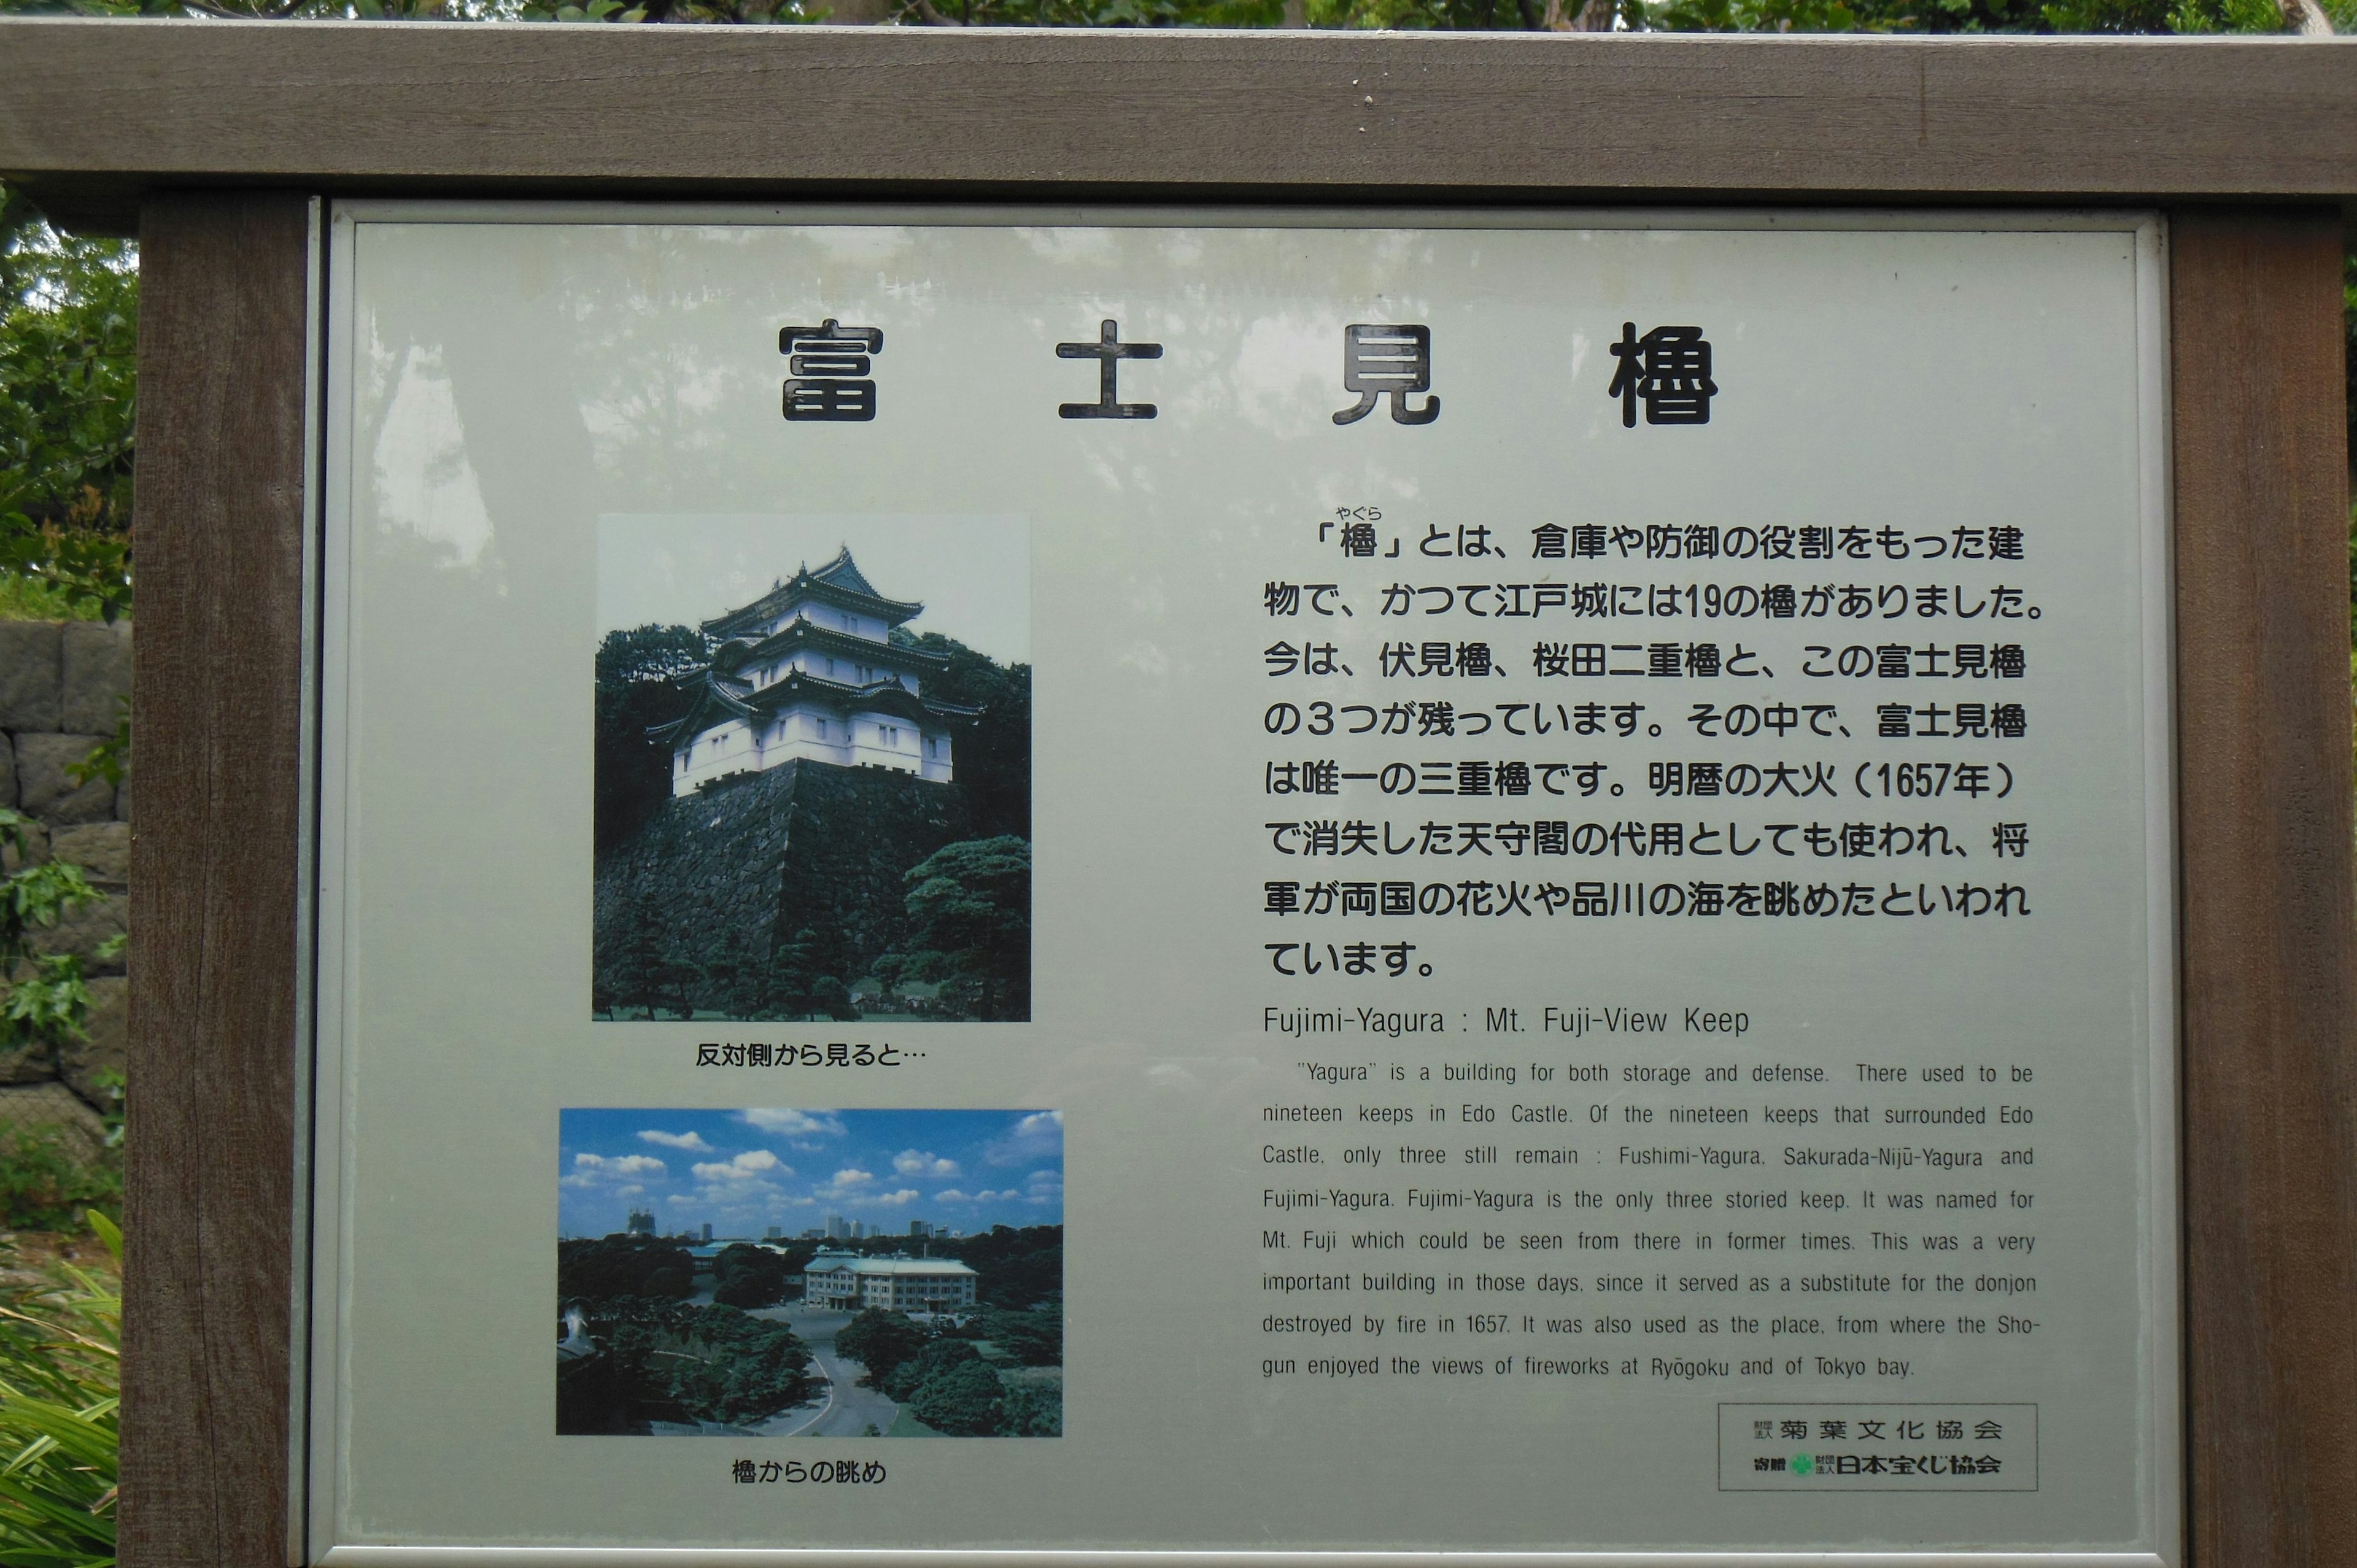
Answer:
592, 758, 968, 1016
0, 620, 130, 1158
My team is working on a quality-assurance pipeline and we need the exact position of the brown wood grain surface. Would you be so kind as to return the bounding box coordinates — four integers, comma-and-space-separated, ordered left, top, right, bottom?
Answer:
2172, 207, 2357, 1566
124, 191, 312, 1568
2, 21, 2356, 233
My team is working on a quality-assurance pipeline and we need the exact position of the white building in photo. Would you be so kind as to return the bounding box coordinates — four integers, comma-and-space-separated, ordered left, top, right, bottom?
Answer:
656, 549, 976, 797
800, 1249, 980, 1313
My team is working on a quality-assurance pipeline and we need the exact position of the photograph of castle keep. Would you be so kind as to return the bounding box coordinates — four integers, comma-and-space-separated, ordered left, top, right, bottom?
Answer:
593, 517, 1030, 1023
662, 552, 969, 794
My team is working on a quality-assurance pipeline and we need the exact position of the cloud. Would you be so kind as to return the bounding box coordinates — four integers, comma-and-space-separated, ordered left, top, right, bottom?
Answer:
894, 1149, 961, 1179
870, 1188, 921, 1208
926, 1184, 1038, 1205
741, 1109, 846, 1138
692, 1149, 788, 1183
637, 1130, 711, 1151
572, 1153, 665, 1177
814, 1167, 876, 1201
986, 1109, 1064, 1167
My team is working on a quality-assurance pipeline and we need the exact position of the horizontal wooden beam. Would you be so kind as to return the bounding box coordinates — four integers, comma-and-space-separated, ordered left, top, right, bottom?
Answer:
4, 21, 2356, 231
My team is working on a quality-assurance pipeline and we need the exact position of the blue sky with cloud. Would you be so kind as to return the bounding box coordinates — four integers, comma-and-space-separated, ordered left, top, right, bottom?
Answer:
559, 1108, 1063, 1240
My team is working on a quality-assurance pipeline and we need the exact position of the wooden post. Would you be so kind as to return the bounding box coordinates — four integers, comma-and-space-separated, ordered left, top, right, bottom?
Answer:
123, 191, 314, 1568
2171, 205, 2357, 1566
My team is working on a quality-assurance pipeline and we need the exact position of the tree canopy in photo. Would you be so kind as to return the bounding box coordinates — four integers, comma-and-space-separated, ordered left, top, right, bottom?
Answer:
833, 1306, 1062, 1437
558, 1234, 698, 1302
593, 623, 707, 855
940, 1222, 1062, 1310
893, 835, 1031, 1022
710, 1241, 792, 1308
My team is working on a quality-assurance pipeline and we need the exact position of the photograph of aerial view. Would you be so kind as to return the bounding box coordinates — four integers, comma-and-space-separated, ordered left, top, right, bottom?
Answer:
557, 1106, 1062, 1437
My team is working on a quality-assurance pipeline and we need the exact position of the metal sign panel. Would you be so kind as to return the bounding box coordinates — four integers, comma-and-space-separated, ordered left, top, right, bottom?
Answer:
310, 204, 2176, 1566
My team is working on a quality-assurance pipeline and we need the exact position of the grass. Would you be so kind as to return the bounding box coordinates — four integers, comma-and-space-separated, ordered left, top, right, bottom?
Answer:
0, 1212, 118, 1568
0, 579, 114, 624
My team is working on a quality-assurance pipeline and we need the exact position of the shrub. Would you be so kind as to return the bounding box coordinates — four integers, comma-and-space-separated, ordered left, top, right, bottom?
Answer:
880, 1336, 978, 1403
0, 1211, 119, 1568
710, 1243, 788, 1310
0, 1130, 118, 1235
906, 1359, 1005, 1437
999, 1380, 1062, 1437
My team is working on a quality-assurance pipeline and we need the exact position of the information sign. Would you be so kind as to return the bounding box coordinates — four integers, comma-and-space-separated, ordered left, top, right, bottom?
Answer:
311, 206, 2177, 1564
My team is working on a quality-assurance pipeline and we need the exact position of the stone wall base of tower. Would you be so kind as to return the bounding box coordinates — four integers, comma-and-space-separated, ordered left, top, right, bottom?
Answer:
592, 758, 970, 1019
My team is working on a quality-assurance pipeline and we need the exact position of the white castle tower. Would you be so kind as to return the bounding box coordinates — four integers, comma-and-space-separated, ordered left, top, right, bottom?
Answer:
656, 548, 974, 797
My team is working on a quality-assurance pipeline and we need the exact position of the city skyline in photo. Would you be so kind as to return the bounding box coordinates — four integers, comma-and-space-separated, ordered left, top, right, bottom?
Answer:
559, 1106, 1064, 1240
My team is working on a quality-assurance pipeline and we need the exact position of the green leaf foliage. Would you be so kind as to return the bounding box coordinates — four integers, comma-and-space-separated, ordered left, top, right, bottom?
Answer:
840, 1308, 1062, 1436
895, 631, 1030, 842
656, 1305, 815, 1424
877, 1334, 978, 1400
557, 1296, 815, 1432
896, 835, 1031, 1022
962, 1302, 1064, 1365
0, 0, 819, 17
0, 185, 134, 626
593, 624, 708, 856
904, 1357, 1005, 1435
937, 1222, 1062, 1311
998, 1378, 1062, 1435
557, 1234, 697, 1302
63, 701, 126, 793
834, 1307, 929, 1385
710, 1242, 791, 1308
0, 813, 108, 1163
0, 192, 133, 533
0, 1214, 118, 1568
0, 1132, 118, 1236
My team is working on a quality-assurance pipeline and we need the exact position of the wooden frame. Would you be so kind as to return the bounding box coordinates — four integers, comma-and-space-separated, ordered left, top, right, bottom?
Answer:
2, 23, 2356, 230
123, 190, 314, 1568
2170, 209, 2357, 1564
1, 21, 2350, 1568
